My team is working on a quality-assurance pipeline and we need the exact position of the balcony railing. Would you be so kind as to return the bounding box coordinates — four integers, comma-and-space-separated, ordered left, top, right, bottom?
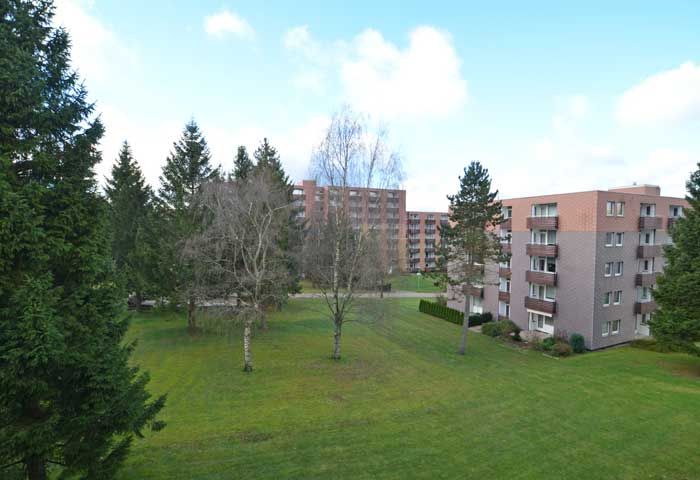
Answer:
634, 301, 657, 315
526, 216, 559, 230
468, 286, 483, 298
498, 291, 510, 302
639, 216, 662, 230
524, 296, 557, 314
526, 271, 557, 286
635, 272, 658, 286
526, 244, 558, 257
498, 267, 511, 278
638, 245, 662, 258
501, 244, 512, 254
501, 218, 512, 230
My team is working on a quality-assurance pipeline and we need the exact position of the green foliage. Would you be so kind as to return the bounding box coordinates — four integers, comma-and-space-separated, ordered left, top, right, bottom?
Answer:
541, 337, 556, 351
481, 322, 501, 337
468, 311, 492, 327
480, 319, 519, 340
419, 299, 464, 325
105, 141, 157, 305
0, 2, 164, 477
569, 333, 586, 353
652, 163, 700, 354
631, 337, 698, 354
232, 145, 253, 180
552, 342, 573, 357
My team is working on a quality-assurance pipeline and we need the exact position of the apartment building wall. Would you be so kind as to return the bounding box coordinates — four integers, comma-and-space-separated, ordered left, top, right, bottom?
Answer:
479, 186, 688, 350
294, 180, 408, 271
406, 211, 449, 272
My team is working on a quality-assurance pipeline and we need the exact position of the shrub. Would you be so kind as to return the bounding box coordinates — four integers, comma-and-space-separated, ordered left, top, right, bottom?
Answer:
418, 299, 463, 325
481, 312, 493, 323
499, 319, 521, 337
541, 336, 556, 351
435, 295, 448, 306
569, 333, 586, 353
529, 337, 544, 351
552, 341, 573, 357
481, 322, 501, 337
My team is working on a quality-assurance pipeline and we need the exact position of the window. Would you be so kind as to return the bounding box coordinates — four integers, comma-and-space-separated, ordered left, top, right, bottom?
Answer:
502, 206, 512, 219
500, 229, 512, 244
604, 262, 613, 277
530, 283, 556, 301
499, 301, 510, 317
529, 312, 554, 334
640, 258, 653, 273
499, 258, 511, 269
532, 203, 557, 217
612, 319, 621, 335
605, 232, 614, 247
614, 290, 623, 305
639, 286, 652, 301
470, 296, 483, 314
499, 277, 511, 292
293, 187, 304, 195
532, 256, 556, 273
640, 230, 655, 245
532, 229, 557, 245
617, 202, 625, 217
603, 291, 612, 306
606, 201, 615, 216
670, 205, 683, 218
615, 261, 624, 276
602, 321, 610, 337
615, 232, 624, 246
640, 203, 656, 217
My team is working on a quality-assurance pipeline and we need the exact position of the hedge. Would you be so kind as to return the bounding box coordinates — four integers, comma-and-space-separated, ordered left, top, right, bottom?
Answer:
418, 300, 494, 327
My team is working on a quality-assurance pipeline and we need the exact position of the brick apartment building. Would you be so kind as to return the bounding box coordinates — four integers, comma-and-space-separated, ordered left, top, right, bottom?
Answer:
406, 211, 449, 272
454, 184, 688, 350
293, 180, 407, 270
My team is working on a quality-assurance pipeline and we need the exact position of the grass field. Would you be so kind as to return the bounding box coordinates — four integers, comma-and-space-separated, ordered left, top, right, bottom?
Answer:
119, 299, 700, 479
299, 274, 443, 294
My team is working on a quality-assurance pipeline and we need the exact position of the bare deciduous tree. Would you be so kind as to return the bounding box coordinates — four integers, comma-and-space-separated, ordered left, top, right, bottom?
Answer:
302, 106, 403, 360
186, 171, 291, 372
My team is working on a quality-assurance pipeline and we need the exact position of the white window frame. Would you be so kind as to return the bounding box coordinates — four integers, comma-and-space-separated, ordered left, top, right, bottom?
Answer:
604, 262, 613, 277
613, 290, 622, 305
615, 261, 623, 277
617, 202, 625, 217
605, 232, 614, 247
606, 201, 615, 217
615, 232, 624, 246
612, 319, 621, 335
532, 203, 557, 217
602, 321, 610, 337
603, 291, 611, 307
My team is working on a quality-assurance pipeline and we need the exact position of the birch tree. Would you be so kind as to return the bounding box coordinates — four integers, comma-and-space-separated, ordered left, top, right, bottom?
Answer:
186, 171, 290, 372
302, 107, 403, 360
441, 161, 504, 355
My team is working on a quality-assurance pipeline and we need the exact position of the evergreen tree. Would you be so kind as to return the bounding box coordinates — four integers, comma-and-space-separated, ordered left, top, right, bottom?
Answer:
232, 145, 254, 180
652, 165, 700, 354
253, 137, 290, 187
105, 141, 154, 308
0, 2, 164, 479
442, 161, 504, 355
158, 120, 219, 331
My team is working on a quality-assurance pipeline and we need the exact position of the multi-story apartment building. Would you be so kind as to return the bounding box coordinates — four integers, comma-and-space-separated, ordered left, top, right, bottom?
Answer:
293, 180, 407, 270
406, 211, 449, 272
467, 184, 688, 350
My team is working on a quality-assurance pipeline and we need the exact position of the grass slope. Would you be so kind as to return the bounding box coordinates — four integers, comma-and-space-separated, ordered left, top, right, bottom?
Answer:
120, 299, 700, 479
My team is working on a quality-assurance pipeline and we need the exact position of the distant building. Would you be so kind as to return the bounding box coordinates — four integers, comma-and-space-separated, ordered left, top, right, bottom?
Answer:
457, 184, 689, 350
406, 211, 449, 272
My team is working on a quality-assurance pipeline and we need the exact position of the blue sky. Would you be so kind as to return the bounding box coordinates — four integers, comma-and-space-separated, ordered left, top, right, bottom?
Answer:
54, 0, 700, 210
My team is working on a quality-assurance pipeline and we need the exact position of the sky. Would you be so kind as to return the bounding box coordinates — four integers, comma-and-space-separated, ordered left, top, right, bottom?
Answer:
53, 0, 700, 211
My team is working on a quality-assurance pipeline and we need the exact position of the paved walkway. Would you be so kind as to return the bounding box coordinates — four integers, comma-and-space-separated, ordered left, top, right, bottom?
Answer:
291, 291, 444, 299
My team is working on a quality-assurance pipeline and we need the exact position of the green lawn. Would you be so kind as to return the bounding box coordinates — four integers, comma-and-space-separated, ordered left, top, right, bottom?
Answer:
120, 299, 700, 479
298, 274, 443, 294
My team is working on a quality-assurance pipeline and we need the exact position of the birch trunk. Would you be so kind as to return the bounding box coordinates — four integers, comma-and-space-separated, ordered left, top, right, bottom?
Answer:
332, 317, 342, 360
458, 292, 469, 355
243, 318, 253, 372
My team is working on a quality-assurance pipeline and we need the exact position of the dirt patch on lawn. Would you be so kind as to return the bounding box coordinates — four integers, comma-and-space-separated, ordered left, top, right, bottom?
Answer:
658, 359, 700, 379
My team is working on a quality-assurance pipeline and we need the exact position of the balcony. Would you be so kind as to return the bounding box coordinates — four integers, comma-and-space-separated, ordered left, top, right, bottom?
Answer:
468, 285, 483, 298
635, 272, 659, 286
498, 267, 512, 278
501, 218, 512, 230
526, 270, 557, 286
527, 216, 558, 230
409, 247, 420, 254
638, 245, 662, 258
501, 243, 512, 254
639, 216, 662, 230
498, 291, 510, 302
524, 296, 557, 314
525, 243, 558, 257
634, 301, 657, 315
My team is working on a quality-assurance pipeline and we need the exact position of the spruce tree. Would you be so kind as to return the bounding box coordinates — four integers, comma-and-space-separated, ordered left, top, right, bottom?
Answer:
652, 165, 700, 354
105, 141, 154, 308
253, 137, 290, 187
232, 145, 254, 180
0, 2, 164, 479
158, 120, 219, 331
442, 161, 504, 355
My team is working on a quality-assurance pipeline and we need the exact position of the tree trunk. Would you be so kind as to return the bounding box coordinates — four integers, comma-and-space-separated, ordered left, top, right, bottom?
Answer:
458, 292, 469, 355
135, 291, 143, 311
259, 314, 268, 330
243, 319, 253, 372
187, 297, 196, 333
332, 318, 342, 360
26, 455, 47, 480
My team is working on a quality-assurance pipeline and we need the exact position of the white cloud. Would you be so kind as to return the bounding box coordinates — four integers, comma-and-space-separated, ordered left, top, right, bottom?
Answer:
283, 25, 467, 119
204, 10, 254, 39
616, 61, 700, 126
53, 0, 136, 84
